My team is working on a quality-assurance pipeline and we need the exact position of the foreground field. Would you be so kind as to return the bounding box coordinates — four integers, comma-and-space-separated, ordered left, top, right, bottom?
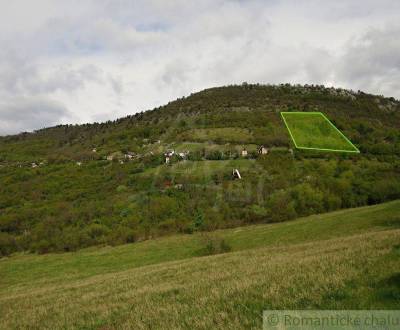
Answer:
0, 201, 399, 329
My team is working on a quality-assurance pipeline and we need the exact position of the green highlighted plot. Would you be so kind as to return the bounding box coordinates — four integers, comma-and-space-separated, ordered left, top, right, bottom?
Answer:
281, 112, 359, 153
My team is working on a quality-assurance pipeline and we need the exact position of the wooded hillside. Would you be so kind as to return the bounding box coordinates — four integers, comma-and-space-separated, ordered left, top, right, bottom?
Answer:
1, 84, 399, 255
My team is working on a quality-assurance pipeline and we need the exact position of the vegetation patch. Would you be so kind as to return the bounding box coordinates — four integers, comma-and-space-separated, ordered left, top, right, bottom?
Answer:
1, 85, 400, 255
178, 127, 254, 144
281, 112, 360, 153
0, 228, 399, 329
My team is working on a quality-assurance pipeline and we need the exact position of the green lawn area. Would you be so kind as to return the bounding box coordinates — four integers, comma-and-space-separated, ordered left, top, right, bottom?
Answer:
172, 142, 258, 153
178, 127, 254, 143
138, 159, 257, 183
0, 200, 399, 329
281, 112, 359, 152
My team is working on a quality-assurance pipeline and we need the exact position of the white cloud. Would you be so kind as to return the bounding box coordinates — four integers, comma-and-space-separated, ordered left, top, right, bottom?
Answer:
0, 0, 399, 135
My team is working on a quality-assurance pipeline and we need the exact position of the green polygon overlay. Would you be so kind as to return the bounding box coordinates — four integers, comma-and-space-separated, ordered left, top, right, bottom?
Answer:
280, 112, 360, 153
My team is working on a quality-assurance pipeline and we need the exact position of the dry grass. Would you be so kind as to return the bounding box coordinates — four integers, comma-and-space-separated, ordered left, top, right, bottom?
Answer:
1, 229, 399, 329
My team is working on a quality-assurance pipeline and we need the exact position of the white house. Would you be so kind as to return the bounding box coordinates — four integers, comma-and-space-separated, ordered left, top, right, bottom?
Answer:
178, 151, 189, 159
164, 150, 175, 164
258, 146, 269, 155
124, 152, 135, 160
241, 149, 248, 157
164, 150, 175, 157
232, 168, 242, 179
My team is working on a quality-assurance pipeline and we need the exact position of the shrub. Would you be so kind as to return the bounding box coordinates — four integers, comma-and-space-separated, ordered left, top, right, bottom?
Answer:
197, 234, 232, 256
0, 232, 16, 256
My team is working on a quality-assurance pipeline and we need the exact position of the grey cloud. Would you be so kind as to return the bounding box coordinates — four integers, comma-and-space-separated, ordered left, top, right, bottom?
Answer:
0, 0, 400, 136
0, 49, 103, 95
30, 65, 103, 94
336, 24, 400, 96
0, 97, 71, 135
108, 74, 124, 95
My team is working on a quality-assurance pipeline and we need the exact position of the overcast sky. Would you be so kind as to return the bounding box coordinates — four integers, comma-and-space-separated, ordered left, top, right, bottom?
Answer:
0, 0, 399, 135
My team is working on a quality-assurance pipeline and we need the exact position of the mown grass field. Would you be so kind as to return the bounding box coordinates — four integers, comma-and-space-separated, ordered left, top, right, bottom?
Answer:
0, 200, 399, 329
281, 112, 359, 152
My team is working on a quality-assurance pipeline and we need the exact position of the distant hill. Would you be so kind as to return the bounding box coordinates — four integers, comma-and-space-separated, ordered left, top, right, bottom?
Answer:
0, 84, 400, 255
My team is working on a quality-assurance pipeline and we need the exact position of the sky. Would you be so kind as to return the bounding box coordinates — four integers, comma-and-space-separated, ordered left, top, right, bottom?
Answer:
0, 0, 399, 135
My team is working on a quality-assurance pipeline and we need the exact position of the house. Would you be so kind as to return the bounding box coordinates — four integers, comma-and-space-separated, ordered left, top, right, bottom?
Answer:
106, 155, 114, 161
92, 148, 97, 153
241, 149, 248, 157
31, 162, 38, 168
232, 168, 242, 179
76, 162, 82, 166
178, 151, 189, 159
164, 150, 175, 164
258, 145, 269, 155
124, 152, 135, 160
164, 150, 175, 157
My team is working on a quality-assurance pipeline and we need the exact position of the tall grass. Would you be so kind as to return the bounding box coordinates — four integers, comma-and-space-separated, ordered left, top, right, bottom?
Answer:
0, 200, 399, 329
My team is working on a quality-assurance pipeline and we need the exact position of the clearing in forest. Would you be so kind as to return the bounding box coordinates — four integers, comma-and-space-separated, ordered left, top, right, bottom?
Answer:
281, 112, 360, 153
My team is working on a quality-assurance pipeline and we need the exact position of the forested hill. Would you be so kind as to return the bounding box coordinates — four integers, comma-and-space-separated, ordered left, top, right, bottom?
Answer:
0, 84, 400, 256
1, 84, 400, 161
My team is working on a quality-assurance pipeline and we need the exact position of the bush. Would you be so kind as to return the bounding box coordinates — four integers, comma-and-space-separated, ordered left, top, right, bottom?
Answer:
197, 234, 232, 256
116, 185, 128, 193
106, 226, 138, 246
0, 232, 16, 256
266, 190, 297, 222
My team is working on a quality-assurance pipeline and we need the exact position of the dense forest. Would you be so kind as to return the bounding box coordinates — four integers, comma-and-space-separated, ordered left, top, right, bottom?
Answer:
1, 83, 400, 256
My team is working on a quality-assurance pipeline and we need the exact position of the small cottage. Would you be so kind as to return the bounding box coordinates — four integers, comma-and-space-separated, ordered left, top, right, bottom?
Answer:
165, 150, 175, 157
241, 149, 248, 157
178, 151, 189, 159
124, 152, 135, 160
232, 168, 242, 179
164, 150, 175, 164
258, 145, 269, 155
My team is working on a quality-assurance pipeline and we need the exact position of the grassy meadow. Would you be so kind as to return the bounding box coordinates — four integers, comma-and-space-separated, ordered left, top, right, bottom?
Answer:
281, 112, 359, 152
0, 200, 399, 329
178, 127, 254, 144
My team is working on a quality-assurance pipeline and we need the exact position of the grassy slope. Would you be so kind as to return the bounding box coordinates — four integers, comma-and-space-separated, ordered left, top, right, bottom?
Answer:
282, 112, 357, 151
178, 127, 254, 144
0, 200, 399, 329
